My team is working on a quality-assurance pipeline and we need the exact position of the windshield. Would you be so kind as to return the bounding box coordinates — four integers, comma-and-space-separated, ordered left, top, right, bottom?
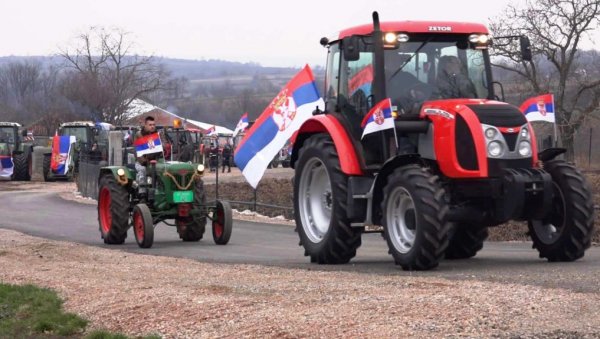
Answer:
61, 127, 90, 144
384, 35, 489, 112
0, 127, 16, 144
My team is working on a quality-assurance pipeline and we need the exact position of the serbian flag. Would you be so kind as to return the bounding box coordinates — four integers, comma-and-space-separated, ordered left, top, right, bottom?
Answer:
520, 94, 555, 123
50, 135, 76, 175
233, 113, 249, 137
206, 125, 217, 136
134, 132, 163, 157
361, 98, 395, 139
235, 65, 324, 188
0, 155, 13, 180
349, 64, 373, 96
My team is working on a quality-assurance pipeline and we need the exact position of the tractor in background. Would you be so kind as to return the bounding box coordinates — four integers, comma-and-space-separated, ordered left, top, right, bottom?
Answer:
0, 122, 34, 181
43, 121, 110, 181
291, 12, 595, 270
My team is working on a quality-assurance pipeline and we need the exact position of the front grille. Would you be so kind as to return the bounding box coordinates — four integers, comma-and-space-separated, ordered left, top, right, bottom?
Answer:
488, 158, 533, 177
467, 104, 527, 127
455, 115, 478, 171
502, 133, 519, 151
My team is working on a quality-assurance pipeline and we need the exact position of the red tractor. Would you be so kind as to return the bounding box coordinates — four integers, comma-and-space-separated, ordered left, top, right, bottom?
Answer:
291, 12, 595, 270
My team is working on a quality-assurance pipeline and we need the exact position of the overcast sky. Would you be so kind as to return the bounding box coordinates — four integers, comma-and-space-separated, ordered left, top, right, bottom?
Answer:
0, 0, 592, 67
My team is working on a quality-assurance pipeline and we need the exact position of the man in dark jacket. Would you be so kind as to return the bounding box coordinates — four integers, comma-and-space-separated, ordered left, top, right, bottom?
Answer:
435, 55, 477, 99
221, 143, 232, 173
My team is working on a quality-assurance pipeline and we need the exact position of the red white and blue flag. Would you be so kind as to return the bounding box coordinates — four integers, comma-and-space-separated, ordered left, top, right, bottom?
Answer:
520, 94, 555, 123
349, 65, 373, 96
134, 132, 163, 157
361, 98, 395, 139
50, 135, 76, 175
206, 125, 217, 137
234, 65, 324, 188
232, 113, 249, 137
0, 155, 13, 179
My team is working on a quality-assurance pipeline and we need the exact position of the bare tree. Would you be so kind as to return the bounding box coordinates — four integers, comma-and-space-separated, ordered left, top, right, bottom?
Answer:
489, 0, 600, 159
60, 27, 169, 124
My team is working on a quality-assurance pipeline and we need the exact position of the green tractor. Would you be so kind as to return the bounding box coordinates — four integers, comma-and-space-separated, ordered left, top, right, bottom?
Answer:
0, 122, 34, 181
97, 158, 233, 249
43, 121, 110, 181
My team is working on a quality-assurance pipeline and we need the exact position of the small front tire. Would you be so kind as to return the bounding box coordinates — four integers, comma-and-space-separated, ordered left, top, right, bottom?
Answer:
133, 204, 154, 248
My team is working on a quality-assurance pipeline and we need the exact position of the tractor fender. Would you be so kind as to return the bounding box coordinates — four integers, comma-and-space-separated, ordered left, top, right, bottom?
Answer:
98, 166, 135, 184
291, 115, 363, 176
370, 154, 424, 225
538, 147, 566, 162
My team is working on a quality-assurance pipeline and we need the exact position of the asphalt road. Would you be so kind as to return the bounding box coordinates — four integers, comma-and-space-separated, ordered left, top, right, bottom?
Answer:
1, 189, 599, 293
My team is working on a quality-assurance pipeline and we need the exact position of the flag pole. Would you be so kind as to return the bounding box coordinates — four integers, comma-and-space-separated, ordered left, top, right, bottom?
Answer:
552, 94, 558, 147
390, 99, 399, 149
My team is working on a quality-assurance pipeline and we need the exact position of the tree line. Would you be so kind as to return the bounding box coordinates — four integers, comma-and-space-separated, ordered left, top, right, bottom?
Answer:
0, 0, 599, 160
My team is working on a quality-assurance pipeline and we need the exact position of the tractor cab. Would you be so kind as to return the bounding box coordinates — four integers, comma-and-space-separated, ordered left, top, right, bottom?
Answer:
0, 123, 18, 155
320, 19, 531, 168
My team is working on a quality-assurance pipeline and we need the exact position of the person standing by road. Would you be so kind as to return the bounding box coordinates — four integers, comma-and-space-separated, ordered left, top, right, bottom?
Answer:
222, 142, 232, 173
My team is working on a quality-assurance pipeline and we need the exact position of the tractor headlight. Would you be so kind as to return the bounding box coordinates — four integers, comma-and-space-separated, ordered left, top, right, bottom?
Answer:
520, 128, 529, 138
485, 128, 497, 139
117, 168, 125, 177
384, 32, 397, 44
197, 164, 205, 173
487, 141, 503, 157
147, 177, 153, 185
518, 141, 532, 157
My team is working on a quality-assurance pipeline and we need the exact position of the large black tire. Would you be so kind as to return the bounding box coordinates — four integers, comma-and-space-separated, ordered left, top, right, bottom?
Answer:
98, 174, 130, 244
12, 151, 31, 181
444, 224, 488, 259
42, 154, 53, 182
381, 164, 449, 270
177, 179, 207, 241
294, 134, 362, 264
528, 160, 595, 262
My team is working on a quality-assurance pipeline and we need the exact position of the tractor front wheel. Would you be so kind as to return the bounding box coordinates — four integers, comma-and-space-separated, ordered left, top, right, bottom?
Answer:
294, 134, 362, 264
97, 174, 130, 244
42, 154, 53, 182
381, 164, 449, 270
212, 200, 232, 245
444, 224, 488, 259
133, 204, 154, 248
528, 160, 595, 261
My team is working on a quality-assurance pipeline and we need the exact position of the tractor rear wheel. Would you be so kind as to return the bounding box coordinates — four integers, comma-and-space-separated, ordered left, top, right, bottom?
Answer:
212, 200, 232, 245
381, 164, 449, 270
12, 152, 31, 181
98, 174, 130, 244
528, 160, 595, 262
294, 134, 362, 264
133, 203, 154, 248
444, 224, 488, 259
178, 179, 207, 241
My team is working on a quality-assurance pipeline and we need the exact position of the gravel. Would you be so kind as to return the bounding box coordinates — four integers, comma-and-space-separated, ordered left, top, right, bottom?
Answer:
1, 229, 600, 338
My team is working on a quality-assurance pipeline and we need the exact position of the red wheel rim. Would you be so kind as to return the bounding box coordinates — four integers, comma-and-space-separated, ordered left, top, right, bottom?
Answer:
134, 210, 144, 241
99, 187, 112, 234
214, 208, 224, 238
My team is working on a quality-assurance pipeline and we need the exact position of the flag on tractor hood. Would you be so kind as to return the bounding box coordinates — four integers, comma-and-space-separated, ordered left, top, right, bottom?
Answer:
134, 132, 163, 157
520, 94, 555, 123
0, 155, 13, 180
232, 113, 249, 137
361, 98, 395, 139
51, 135, 76, 176
234, 65, 324, 188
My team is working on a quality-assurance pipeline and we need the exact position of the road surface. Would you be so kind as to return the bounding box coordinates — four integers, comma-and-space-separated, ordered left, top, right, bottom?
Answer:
1, 189, 599, 293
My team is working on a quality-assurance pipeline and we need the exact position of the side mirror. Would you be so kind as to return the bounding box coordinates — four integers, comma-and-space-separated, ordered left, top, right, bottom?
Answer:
342, 36, 360, 61
519, 36, 532, 62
